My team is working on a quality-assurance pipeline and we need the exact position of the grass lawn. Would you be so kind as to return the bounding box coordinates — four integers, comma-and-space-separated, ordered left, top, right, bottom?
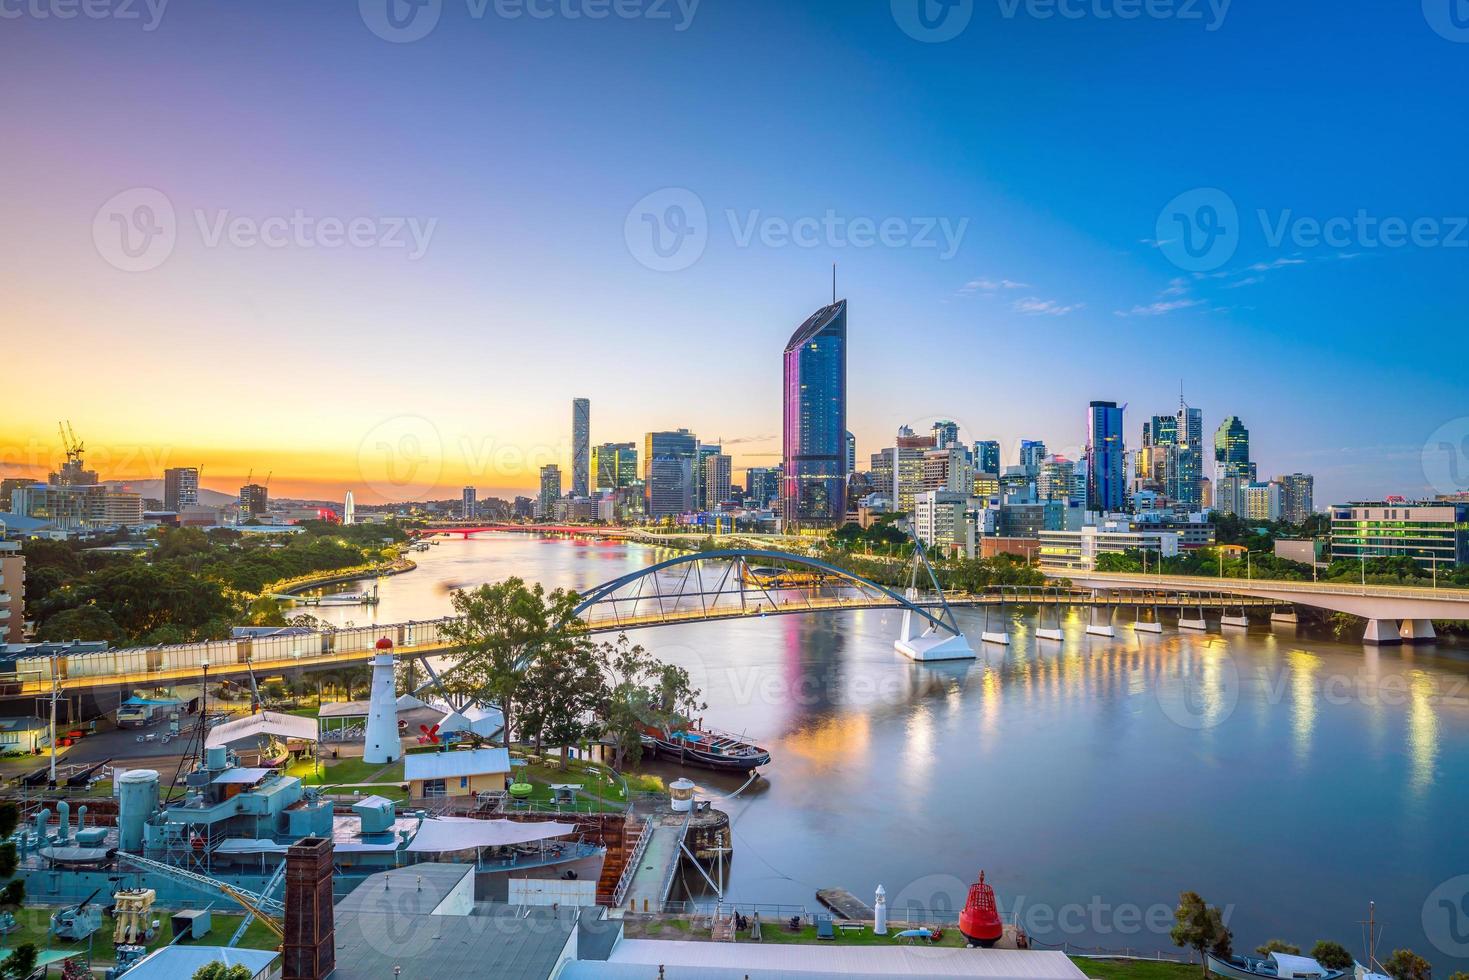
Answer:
1070, 957, 1202, 980
286, 756, 402, 787
2, 906, 278, 965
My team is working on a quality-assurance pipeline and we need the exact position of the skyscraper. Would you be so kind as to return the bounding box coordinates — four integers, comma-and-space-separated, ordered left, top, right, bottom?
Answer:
1019, 440, 1047, 475
745, 467, 781, 509
239, 483, 269, 518
571, 398, 590, 498
846, 431, 857, 475
704, 453, 732, 509
694, 444, 723, 511
1277, 473, 1315, 524
461, 486, 477, 520
592, 442, 637, 490
931, 420, 959, 449
538, 464, 562, 518
1214, 416, 1253, 483
163, 466, 199, 512
973, 440, 1001, 476
1085, 401, 1125, 512
644, 429, 698, 518
782, 298, 847, 530
343, 491, 355, 525
1038, 456, 1076, 501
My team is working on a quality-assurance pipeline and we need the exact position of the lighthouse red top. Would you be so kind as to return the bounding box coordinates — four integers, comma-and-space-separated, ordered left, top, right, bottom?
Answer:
375, 637, 393, 650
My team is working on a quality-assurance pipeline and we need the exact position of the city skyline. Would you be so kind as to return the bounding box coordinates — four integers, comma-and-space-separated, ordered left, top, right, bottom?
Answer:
2, 4, 1464, 505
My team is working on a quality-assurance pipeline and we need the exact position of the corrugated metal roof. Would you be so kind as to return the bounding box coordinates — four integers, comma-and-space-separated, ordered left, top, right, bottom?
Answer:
403, 747, 510, 780
123, 946, 278, 980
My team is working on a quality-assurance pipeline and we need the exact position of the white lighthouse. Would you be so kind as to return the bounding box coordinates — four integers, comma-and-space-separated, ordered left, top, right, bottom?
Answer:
363, 637, 401, 764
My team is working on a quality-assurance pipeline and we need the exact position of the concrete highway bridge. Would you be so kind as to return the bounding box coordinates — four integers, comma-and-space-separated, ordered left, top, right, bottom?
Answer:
1055, 570, 1469, 644
5, 551, 1455, 711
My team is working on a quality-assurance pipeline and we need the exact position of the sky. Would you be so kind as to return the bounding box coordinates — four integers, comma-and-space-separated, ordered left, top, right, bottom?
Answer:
2, 0, 1467, 504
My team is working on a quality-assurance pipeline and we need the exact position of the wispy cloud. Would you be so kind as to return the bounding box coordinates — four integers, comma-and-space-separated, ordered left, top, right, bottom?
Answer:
960, 277, 1029, 295
1114, 298, 1203, 317
1014, 297, 1084, 316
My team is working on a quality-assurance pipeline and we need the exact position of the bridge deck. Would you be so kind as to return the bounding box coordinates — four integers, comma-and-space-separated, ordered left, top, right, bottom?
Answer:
620, 816, 688, 912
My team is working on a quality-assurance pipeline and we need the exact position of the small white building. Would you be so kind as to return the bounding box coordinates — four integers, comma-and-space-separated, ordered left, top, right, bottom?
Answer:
1038, 526, 1180, 573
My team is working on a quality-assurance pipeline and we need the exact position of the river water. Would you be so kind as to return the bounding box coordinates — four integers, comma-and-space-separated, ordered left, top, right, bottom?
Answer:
309, 535, 1469, 970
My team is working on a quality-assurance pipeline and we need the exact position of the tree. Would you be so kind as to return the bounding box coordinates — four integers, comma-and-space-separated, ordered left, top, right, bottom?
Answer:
192, 964, 253, 980
36, 604, 127, 645
597, 634, 706, 770
1171, 891, 1232, 977
1383, 949, 1431, 980
439, 578, 585, 746
1257, 940, 1301, 956
518, 639, 606, 764
1311, 941, 1354, 971
0, 945, 35, 980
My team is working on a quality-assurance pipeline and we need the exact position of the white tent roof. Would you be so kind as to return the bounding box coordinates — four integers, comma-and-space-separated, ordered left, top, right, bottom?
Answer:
215, 838, 288, 854
205, 711, 318, 749
1270, 954, 1327, 977
405, 817, 577, 852
395, 693, 428, 710
403, 748, 511, 781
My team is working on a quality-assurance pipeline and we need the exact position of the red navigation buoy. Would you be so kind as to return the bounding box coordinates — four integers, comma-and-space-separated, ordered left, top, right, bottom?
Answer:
959, 871, 1004, 948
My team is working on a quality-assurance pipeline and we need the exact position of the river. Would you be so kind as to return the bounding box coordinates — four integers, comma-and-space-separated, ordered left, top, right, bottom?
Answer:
307, 534, 1469, 970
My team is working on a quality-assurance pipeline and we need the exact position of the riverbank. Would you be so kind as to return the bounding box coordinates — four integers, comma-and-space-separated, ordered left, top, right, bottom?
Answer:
264, 556, 417, 597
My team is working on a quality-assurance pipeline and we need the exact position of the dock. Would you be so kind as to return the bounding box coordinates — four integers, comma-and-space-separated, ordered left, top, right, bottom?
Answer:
619, 814, 689, 913
816, 887, 874, 920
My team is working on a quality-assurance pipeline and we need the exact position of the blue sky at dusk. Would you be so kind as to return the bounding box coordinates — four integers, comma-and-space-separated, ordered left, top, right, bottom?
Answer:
2, 0, 1465, 503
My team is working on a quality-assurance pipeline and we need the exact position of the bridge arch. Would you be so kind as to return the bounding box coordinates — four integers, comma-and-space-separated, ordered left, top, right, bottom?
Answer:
568, 549, 962, 637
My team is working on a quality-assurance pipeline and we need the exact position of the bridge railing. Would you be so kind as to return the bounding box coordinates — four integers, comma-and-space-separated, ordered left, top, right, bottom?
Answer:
1069, 570, 1469, 601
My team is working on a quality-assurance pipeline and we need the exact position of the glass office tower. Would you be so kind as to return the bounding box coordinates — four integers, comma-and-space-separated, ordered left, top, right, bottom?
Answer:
1085, 400, 1125, 512
782, 299, 847, 529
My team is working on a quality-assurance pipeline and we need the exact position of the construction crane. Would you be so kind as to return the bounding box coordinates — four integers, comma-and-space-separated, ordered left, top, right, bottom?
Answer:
115, 853, 285, 943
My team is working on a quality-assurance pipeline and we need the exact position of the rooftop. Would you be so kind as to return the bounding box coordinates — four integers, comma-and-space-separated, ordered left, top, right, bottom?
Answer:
121, 945, 278, 980
403, 747, 511, 780
331, 901, 579, 980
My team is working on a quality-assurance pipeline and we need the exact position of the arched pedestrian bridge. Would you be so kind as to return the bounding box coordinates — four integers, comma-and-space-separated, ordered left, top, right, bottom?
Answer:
1, 550, 1282, 699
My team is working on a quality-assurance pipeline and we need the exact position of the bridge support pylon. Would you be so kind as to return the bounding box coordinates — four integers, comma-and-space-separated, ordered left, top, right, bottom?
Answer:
1363, 619, 1403, 645
1036, 590, 1064, 641
895, 589, 975, 661
1270, 609, 1298, 624
1085, 593, 1115, 637
1399, 619, 1436, 644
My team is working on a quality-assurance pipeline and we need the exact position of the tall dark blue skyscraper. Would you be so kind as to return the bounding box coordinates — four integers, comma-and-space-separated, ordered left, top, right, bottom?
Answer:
782, 298, 847, 529
1085, 400, 1125, 512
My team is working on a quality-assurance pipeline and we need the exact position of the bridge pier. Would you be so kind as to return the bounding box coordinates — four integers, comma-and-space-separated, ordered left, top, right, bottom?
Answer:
1399, 618, 1437, 644
1270, 609, 1298, 624
1085, 597, 1115, 638
1178, 610, 1208, 631
1036, 589, 1064, 640
1363, 619, 1403, 645
1221, 614, 1249, 629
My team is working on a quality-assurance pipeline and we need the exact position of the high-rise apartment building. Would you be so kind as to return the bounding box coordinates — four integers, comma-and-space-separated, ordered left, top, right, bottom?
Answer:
571, 398, 590, 498
644, 430, 697, 518
846, 432, 857, 475
1019, 440, 1047, 475
461, 486, 477, 520
1277, 473, 1314, 524
163, 466, 199, 512
1085, 401, 1125, 512
973, 441, 1001, 476
1038, 456, 1076, 501
704, 454, 732, 509
781, 299, 847, 529
239, 483, 269, 518
745, 467, 781, 509
538, 464, 562, 518
931, 420, 960, 449
694, 444, 723, 511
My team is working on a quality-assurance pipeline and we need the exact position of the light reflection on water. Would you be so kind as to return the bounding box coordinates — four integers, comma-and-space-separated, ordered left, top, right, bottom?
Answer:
316, 536, 1467, 969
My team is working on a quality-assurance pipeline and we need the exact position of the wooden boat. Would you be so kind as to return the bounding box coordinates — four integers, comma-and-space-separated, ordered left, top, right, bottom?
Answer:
1206, 952, 1350, 980
640, 723, 771, 773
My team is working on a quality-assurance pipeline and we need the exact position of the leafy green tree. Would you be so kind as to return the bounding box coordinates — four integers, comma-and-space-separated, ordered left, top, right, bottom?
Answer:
518, 639, 606, 764
36, 605, 127, 644
440, 578, 584, 746
597, 634, 706, 770
1257, 940, 1301, 956
1383, 949, 1431, 980
1171, 891, 1232, 977
1310, 941, 1354, 970
0, 945, 36, 980
192, 964, 253, 980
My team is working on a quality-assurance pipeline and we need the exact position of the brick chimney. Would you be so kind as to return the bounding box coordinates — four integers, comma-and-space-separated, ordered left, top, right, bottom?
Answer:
283, 836, 335, 980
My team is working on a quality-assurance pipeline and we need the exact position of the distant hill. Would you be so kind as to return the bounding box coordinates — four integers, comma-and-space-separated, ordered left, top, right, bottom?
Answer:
105, 480, 238, 508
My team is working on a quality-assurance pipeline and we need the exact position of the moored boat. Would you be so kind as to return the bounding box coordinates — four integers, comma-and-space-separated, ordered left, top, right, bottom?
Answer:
640, 723, 771, 773
1206, 951, 1350, 980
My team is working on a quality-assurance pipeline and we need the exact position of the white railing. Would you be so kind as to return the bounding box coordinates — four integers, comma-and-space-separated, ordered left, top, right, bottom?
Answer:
612, 816, 655, 907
